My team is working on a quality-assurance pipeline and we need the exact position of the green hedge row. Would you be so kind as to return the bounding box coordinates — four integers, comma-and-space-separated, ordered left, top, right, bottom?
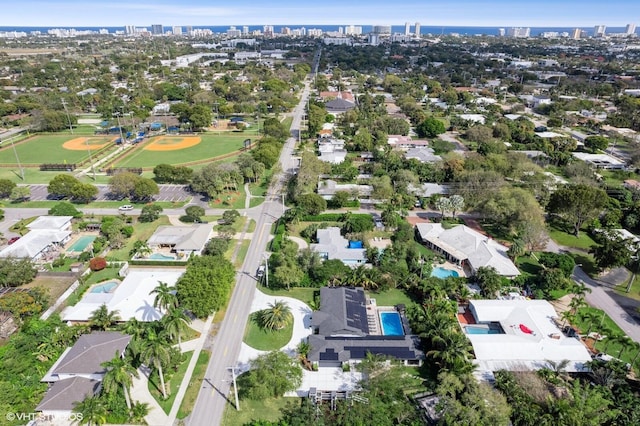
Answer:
301, 213, 371, 222
128, 260, 188, 267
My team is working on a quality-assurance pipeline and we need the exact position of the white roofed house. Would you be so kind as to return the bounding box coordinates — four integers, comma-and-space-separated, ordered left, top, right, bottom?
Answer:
317, 180, 372, 201
146, 224, 213, 257
0, 216, 73, 262
459, 300, 592, 374
310, 227, 367, 267
415, 223, 520, 277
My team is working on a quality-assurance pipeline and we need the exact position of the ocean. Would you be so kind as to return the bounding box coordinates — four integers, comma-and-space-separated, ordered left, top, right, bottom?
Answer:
0, 25, 631, 37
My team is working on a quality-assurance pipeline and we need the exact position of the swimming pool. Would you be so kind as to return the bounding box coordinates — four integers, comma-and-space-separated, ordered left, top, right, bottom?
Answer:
431, 266, 460, 279
149, 253, 177, 260
349, 240, 363, 249
67, 235, 96, 252
464, 325, 503, 335
90, 281, 118, 294
380, 311, 404, 336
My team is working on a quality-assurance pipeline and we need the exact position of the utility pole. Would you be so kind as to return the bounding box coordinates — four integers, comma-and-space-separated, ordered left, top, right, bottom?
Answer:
228, 366, 240, 411
61, 99, 74, 134
9, 136, 24, 181
212, 101, 219, 134
264, 254, 269, 288
282, 193, 285, 216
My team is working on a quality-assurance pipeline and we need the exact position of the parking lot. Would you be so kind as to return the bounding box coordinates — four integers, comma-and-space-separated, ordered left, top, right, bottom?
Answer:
24, 184, 192, 202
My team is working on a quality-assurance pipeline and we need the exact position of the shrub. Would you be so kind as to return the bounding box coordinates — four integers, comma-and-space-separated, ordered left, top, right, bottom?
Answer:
78, 252, 92, 262
89, 257, 107, 271
51, 256, 66, 268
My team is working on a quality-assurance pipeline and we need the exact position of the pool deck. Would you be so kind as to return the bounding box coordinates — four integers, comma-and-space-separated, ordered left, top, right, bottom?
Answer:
434, 261, 467, 278
65, 233, 97, 253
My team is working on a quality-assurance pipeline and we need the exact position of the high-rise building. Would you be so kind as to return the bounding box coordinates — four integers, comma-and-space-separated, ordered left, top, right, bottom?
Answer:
405, 22, 411, 35
172, 26, 182, 36
125, 25, 135, 35
415, 22, 421, 37
242, 26, 249, 35
345, 25, 362, 35
626, 23, 637, 35
263, 25, 274, 37
594, 25, 606, 37
498, 28, 506, 37
372, 25, 391, 34
151, 24, 163, 35
571, 28, 582, 40
507, 27, 530, 38
227, 26, 241, 37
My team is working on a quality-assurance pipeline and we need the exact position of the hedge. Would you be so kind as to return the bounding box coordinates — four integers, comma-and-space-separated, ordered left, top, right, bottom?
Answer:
301, 213, 372, 222
128, 260, 188, 267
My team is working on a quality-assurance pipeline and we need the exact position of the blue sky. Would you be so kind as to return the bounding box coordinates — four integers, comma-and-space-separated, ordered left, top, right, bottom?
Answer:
2, 0, 639, 27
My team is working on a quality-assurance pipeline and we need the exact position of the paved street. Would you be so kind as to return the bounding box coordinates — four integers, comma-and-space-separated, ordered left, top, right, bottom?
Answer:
187, 79, 310, 426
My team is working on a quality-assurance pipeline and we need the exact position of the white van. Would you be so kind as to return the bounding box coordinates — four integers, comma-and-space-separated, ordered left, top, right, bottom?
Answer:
257, 265, 266, 278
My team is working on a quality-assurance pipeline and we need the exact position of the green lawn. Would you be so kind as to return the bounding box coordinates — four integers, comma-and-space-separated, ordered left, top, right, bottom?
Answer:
243, 315, 293, 350
548, 226, 596, 250
107, 216, 171, 261
516, 254, 542, 277
85, 268, 121, 285
209, 187, 247, 209
366, 289, 415, 306
221, 397, 295, 426
0, 134, 114, 165
114, 134, 249, 168
233, 240, 251, 269
572, 306, 640, 370
260, 287, 316, 306
177, 350, 211, 419
148, 351, 194, 414
614, 273, 640, 301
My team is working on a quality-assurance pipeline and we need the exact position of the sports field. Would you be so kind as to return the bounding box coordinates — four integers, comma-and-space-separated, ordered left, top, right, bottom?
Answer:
114, 134, 249, 168
0, 135, 114, 165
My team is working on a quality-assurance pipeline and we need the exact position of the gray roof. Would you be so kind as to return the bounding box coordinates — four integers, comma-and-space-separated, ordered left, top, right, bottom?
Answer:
326, 98, 356, 112
312, 287, 369, 336
404, 147, 442, 163
147, 225, 212, 251
36, 377, 100, 411
52, 332, 131, 376
310, 227, 367, 263
308, 334, 424, 362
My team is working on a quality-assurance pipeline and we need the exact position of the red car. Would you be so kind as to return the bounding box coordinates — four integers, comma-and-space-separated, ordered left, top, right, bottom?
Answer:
7, 237, 20, 245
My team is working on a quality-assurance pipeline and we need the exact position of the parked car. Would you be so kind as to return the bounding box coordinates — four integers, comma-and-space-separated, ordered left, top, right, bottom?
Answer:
118, 204, 134, 211
256, 265, 266, 278
593, 353, 631, 369
7, 236, 20, 245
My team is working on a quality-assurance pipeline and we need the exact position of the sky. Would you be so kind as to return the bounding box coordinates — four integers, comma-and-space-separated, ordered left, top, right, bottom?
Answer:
1, 0, 640, 28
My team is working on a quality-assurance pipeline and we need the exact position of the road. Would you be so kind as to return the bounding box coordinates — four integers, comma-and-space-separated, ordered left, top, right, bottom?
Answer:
187, 79, 310, 426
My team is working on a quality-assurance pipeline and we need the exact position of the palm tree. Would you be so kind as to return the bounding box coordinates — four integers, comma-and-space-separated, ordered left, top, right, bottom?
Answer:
130, 401, 150, 424
543, 359, 571, 383
616, 336, 633, 359
73, 395, 107, 426
140, 330, 171, 399
507, 239, 525, 261
569, 297, 588, 315
151, 281, 177, 314
162, 307, 191, 348
260, 300, 292, 331
578, 311, 602, 340
560, 310, 574, 329
603, 333, 628, 354
89, 304, 120, 330
101, 351, 139, 410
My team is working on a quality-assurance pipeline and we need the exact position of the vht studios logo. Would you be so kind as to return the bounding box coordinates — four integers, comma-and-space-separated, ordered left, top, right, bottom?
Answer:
5, 412, 84, 422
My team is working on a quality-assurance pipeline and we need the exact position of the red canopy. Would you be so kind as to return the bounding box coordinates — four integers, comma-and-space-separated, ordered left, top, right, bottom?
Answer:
519, 324, 534, 334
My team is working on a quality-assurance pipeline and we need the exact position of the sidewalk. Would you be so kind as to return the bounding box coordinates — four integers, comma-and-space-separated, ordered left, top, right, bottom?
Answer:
130, 365, 168, 426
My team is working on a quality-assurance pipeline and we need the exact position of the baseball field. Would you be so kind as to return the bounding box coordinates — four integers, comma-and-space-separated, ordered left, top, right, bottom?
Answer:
0, 135, 115, 165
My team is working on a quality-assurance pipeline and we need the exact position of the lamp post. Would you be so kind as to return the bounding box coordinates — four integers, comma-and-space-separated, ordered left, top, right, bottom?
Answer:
61, 99, 73, 134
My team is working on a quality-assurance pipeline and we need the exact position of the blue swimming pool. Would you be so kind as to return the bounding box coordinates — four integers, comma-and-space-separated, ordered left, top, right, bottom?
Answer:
465, 326, 502, 335
349, 240, 363, 249
149, 253, 177, 260
380, 312, 404, 336
67, 236, 96, 252
431, 266, 460, 279
90, 281, 118, 294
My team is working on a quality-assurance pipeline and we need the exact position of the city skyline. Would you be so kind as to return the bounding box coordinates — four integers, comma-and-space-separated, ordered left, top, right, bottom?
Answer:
2, 0, 640, 27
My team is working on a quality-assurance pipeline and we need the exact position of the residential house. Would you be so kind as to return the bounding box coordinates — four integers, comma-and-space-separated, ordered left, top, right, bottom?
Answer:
37, 332, 131, 418
317, 180, 372, 201
0, 216, 73, 261
387, 135, 430, 150
415, 223, 520, 276
459, 300, 592, 374
310, 227, 367, 266
459, 114, 486, 124
325, 97, 356, 113
308, 287, 424, 368
146, 224, 213, 257
572, 152, 626, 170
404, 147, 442, 163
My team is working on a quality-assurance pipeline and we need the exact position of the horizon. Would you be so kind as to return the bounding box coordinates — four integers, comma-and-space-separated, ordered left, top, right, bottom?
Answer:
2, 0, 639, 27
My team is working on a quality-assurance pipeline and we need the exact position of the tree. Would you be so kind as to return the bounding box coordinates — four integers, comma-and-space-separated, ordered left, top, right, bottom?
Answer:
101, 352, 139, 410
162, 307, 191, 347
89, 257, 107, 271
139, 203, 163, 223
129, 240, 152, 258
48, 174, 80, 199
416, 116, 446, 138
465, 125, 493, 143
435, 196, 452, 219
109, 172, 138, 200
203, 237, 230, 257
259, 300, 292, 331
89, 304, 120, 330
585, 135, 609, 153
73, 395, 107, 426
475, 266, 502, 297
141, 330, 171, 399
507, 239, 526, 261
0, 179, 16, 198
132, 178, 159, 202
449, 194, 465, 218
70, 183, 98, 203
296, 193, 327, 215
184, 205, 205, 221
151, 281, 178, 314
240, 351, 303, 400
176, 255, 236, 317
590, 232, 634, 270
548, 184, 607, 236
0, 258, 37, 287
222, 209, 240, 225
48, 201, 82, 218
10, 185, 30, 202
